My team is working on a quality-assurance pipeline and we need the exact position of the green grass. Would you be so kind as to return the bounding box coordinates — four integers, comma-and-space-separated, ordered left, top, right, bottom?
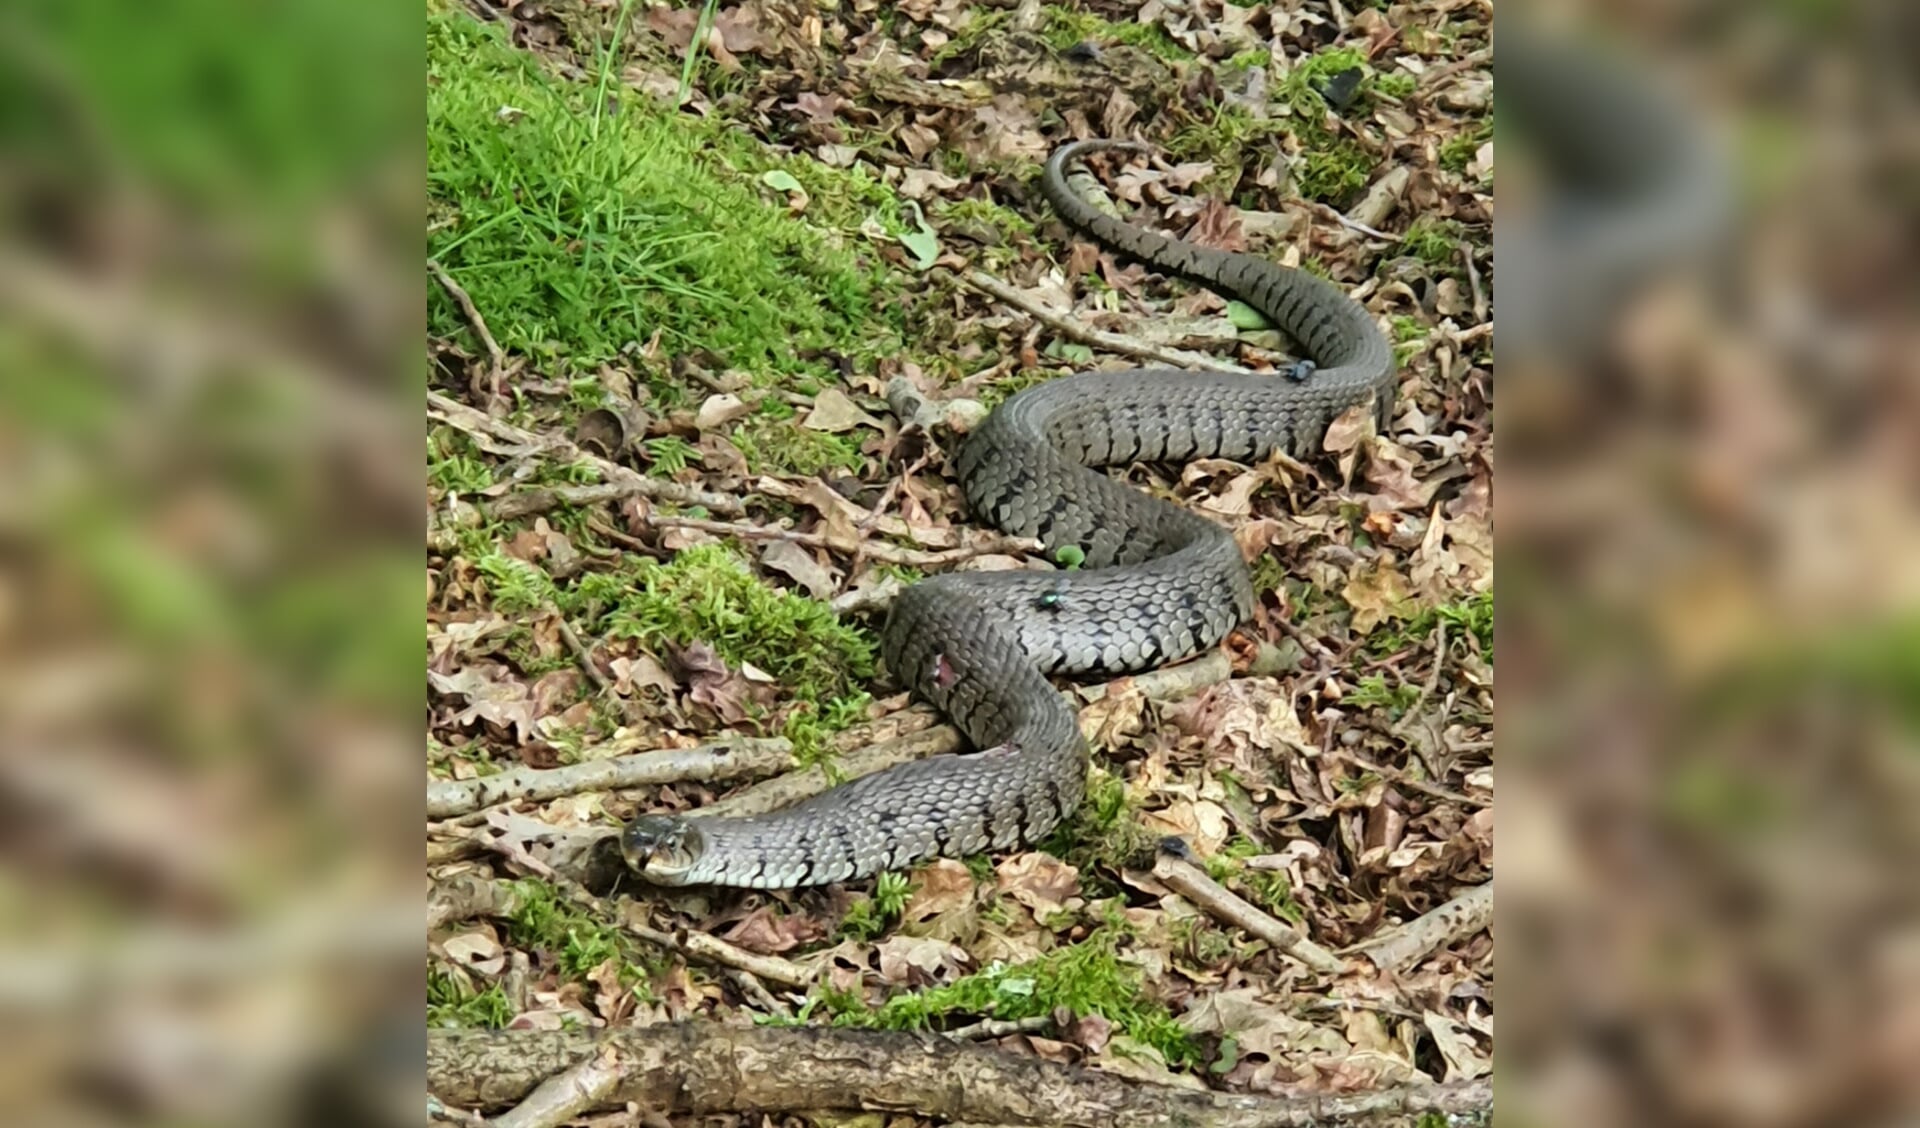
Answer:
822, 926, 1199, 1066
427, 7, 894, 384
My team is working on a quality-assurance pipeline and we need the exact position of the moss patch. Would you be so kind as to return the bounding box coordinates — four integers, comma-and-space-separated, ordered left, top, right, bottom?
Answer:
427, 7, 894, 383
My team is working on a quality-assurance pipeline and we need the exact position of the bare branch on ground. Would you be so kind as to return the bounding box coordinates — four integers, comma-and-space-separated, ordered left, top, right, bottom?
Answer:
429, 1024, 1494, 1127
428, 390, 745, 515
427, 736, 794, 819
429, 258, 505, 375
961, 269, 1252, 373
1151, 841, 1346, 976
1347, 882, 1492, 974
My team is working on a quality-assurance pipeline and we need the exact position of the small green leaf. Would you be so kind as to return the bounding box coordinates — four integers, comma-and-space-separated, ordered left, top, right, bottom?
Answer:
760, 169, 804, 193
1225, 300, 1272, 330
1044, 339, 1095, 365
1211, 1036, 1240, 1074
899, 200, 940, 270
1054, 545, 1086, 570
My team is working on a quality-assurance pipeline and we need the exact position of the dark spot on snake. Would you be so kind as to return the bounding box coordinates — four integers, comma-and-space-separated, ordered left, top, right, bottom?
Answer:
831, 823, 856, 866
1034, 590, 1065, 613
1038, 780, 1063, 828
795, 858, 814, 886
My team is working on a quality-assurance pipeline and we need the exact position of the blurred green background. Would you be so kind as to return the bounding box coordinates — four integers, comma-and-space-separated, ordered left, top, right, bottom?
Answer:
0, 1, 419, 1124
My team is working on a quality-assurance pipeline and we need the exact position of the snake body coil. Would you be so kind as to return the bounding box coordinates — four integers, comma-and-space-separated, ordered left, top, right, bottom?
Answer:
623, 140, 1395, 888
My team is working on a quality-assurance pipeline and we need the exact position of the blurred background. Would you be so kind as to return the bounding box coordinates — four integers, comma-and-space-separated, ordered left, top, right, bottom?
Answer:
1500, 1, 1919, 1125
0, 0, 1914, 1124
0, 1, 419, 1125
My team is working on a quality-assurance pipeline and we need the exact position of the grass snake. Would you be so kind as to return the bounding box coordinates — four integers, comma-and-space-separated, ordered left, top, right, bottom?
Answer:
622, 140, 1396, 888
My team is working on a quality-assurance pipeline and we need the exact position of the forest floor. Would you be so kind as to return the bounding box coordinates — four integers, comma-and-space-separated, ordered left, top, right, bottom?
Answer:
426, 0, 1492, 1119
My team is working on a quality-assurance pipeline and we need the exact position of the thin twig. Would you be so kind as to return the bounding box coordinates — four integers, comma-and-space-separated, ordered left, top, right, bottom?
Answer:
428, 390, 745, 515
426, 736, 795, 819
1327, 748, 1483, 808
429, 259, 505, 374
1151, 841, 1346, 975
960, 269, 1251, 373
945, 1014, 1052, 1041
1462, 241, 1487, 324
1394, 618, 1447, 732
553, 614, 608, 694
642, 512, 1037, 569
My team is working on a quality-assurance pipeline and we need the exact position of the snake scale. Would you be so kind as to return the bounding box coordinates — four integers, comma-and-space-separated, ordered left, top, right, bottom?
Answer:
622, 140, 1395, 888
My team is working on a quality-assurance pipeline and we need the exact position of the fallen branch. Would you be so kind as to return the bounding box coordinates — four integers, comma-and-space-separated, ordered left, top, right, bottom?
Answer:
427, 391, 744, 515
1343, 167, 1411, 235
489, 1042, 626, 1128
1151, 840, 1346, 976
1347, 882, 1492, 974
961, 269, 1251, 373
429, 1024, 1492, 1127
484, 481, 668, 522
644, 512, 1037, 569
427, 736, 794, 819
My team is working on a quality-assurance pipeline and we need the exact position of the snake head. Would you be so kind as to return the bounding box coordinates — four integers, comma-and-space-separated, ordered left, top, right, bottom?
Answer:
620, 816, 703, 884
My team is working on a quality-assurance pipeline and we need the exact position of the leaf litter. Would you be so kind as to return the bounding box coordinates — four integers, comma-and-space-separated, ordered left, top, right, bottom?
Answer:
427, 0, 1493, 1108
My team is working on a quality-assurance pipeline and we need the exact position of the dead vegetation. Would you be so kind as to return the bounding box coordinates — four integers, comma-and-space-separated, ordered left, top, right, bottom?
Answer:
427, 0, 1492, 1122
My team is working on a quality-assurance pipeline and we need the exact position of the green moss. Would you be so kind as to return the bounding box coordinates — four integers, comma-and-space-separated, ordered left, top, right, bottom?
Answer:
1042, 769, 1156, 877
1375, 71, 1416, 100
427, 7, 894, 381
731, 416, 866, 476
1249, 554, 1286, 596
827, 927, 1198, 1066
430, 432, 494, 495
428, 968, 514, 1029
577, 543, 876, 705
838, 870, 914, 941
504, 879, 660, 992
1440, 121, 1492, 177
1345, 673, 1421, 718
1205, 837, 1306, 923
1401, 217, 1464, 267
1367, 590, 1493, 659
1040, 7, 1191, 61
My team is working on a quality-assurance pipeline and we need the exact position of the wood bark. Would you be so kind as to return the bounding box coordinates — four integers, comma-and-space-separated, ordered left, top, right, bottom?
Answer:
428, 1024, 1491, 1128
